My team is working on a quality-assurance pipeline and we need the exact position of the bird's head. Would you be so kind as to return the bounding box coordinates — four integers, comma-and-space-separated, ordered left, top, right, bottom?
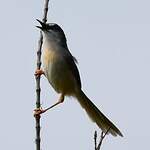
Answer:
36, 19, 66, 40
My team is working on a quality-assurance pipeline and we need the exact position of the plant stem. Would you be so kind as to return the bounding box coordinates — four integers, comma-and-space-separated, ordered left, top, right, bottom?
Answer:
35, 1, 50, 150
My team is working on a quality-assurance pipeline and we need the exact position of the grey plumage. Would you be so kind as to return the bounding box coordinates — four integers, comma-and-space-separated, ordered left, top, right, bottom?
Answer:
36, 20, 123, 137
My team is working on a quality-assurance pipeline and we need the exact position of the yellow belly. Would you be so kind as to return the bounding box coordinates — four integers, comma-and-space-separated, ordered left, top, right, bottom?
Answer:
42, 48, 76, 95
43, 48, 57, 66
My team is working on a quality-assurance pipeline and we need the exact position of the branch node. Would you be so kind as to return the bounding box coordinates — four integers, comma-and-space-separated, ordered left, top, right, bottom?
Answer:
94, 128, 111, 150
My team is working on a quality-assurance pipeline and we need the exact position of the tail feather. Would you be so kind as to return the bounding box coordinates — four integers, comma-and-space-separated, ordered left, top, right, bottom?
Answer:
75, 90, 123, 137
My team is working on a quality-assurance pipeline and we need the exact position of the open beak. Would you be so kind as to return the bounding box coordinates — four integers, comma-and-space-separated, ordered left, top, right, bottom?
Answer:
36, 19, 47, 30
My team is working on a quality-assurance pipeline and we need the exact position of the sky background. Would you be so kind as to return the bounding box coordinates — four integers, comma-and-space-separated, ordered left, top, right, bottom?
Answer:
0, 0, 150, 150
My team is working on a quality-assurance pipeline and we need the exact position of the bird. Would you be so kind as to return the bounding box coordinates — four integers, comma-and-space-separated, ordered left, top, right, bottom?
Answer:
35, 19, 123, 137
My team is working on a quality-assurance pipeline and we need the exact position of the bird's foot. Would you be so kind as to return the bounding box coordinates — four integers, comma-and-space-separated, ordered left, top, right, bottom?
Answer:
34, 94, 65, 117
35, 69, 45, 76
34, 107, 46, 117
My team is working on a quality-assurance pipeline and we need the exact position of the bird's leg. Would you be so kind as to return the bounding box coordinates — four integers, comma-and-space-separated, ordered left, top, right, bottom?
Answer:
34, 94, 64, 117
34, 69, 45, 76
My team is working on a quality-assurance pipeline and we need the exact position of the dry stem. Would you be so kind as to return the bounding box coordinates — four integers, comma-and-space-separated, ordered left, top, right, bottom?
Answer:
35, 1, 50, 150
94, 128, 110, 150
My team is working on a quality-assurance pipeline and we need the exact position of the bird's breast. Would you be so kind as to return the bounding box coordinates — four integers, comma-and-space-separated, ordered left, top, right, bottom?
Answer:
42, 47, 77, 95
42, 48, 57, 67
42, 45, 57, 79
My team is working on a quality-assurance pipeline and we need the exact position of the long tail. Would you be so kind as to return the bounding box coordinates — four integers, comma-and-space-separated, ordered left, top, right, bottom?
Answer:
75, 90, 123, 137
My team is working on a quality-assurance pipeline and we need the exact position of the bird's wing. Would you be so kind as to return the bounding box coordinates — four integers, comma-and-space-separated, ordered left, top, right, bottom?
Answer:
63, 49, 82, 89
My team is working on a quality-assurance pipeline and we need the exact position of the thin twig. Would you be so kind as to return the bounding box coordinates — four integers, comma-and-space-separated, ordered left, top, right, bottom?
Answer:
35, 1, 50, 150
94, 127, 111, 150
94, 131, 97, 150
